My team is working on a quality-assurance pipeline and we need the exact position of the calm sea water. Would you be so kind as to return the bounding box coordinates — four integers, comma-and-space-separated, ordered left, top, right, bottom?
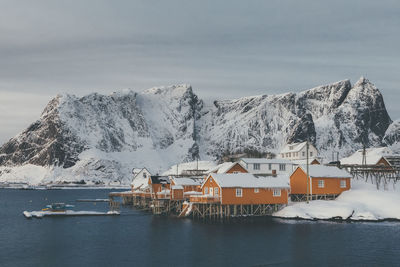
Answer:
0, 189, 399, 267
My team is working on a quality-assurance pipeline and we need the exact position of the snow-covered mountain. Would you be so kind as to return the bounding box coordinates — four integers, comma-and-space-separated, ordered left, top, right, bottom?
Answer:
0, 77, 398, 185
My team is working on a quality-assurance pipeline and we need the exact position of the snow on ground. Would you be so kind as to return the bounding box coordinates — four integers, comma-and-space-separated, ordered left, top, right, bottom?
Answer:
274, 180, 400, 221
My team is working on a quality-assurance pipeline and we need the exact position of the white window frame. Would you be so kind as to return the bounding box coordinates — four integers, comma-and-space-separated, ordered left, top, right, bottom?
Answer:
268, 164, 272, 170
254, 188, 259, 193
302, 152, 305, 157
279, 164, 286, 171
273, 189, 281, 197
233, 171, 239, 174
340, 180, 346, 188
253, 163, 260, 170
318, 180, 325, 188
209, 187, 213, 196
236, 188, 243, 197
214, 187, 219, 196
310, 152, 313, 157
204, 187, 208, 194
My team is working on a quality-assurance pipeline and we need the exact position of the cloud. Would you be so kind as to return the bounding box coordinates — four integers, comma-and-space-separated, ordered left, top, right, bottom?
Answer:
0, 0, 399, 143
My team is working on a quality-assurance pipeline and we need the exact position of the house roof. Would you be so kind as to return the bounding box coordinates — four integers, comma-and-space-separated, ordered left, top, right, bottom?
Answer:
297, 165, 352, 179
240, 158, 293, 164
290, 158, 320, 165
208, 173, 290, 189
131, 168, 151, 188
170, 177, 203, 186
150, 176, 170, 184
340, 147, 394, 165
280, 141, 309, 154
207, 162, 243, 174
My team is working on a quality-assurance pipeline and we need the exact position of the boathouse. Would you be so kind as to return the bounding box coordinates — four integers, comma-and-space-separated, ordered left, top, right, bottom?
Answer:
186, 173, 290, 219
170, 176, 203, 200
290, 165, 352, 201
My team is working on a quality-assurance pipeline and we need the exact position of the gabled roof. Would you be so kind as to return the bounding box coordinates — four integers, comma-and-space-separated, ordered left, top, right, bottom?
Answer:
290, 158, 320, 165
296, 165, 351, 179
170, 177, 203, 186
240, 158, 293, 164
207, 162, 244, 174
150, 176, 170, 184
207, 173, 290, 189
280, 141, 309, 154
340, 147, 394, 165
131, 168, 151, 187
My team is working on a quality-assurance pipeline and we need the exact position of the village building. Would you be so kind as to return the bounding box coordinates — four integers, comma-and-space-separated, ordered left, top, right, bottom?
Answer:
131, 168, 151, 190
207, 162, 248, 174
278, 141, 319, 162
290, 165, 352, 201
148, 176, 171, 199
340, 147, 394, 167
182, 173, 290, 218
239, 158, 294, 175
169, 176, 203, 200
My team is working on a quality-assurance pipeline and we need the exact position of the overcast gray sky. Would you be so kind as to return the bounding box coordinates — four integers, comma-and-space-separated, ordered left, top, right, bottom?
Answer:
1, 0, 399, 144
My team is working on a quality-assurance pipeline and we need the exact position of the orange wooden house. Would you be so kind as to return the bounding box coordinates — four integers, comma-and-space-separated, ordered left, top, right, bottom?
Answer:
290, 165, 352, 201
148, 176, 171, 199
169, 177, 203, 200
190, 173, 290, 205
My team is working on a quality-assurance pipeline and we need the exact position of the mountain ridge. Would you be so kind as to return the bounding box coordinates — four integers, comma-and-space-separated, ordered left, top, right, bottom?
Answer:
0, 77, 398, 185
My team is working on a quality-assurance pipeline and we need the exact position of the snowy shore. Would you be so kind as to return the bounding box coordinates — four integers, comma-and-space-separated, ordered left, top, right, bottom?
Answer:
273, 180, 400, 221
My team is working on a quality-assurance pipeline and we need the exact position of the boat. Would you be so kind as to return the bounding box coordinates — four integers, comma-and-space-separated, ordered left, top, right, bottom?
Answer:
42, 203, 75, 212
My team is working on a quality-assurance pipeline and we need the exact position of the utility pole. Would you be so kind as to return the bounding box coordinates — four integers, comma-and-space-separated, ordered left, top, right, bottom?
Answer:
362, 144, 367, 166
306, 141, 310, 204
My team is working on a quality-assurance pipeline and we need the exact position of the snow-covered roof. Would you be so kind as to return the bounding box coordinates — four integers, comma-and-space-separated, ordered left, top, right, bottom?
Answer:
290, 158, 320, 165
162, 161, 217, 176
280, 142, 309, 153
150, 176, 170, 184
297, 165, 352, 179
207, 162, 242, 174
156, 189, 170, 195
240, 158, 293, 164
170, 177, 203, 186
208, 173, 290, 189
171, 185, 183, 190
340, 147, 394, 165
131, 168, 151, 188
183, 191, 202, 195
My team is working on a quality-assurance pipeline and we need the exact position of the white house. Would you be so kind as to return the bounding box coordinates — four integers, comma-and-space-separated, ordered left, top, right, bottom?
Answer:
131, 168, 152, 190
278, 141, 318, 162
239, 158, 294, 175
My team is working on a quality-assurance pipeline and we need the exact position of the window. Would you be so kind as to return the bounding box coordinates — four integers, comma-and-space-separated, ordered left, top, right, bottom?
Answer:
204, 187, 208, 194
273, 189, 281, 197
233, 171, 239, 174
214, 187, 219, 196
279, 164, 286, 171
281, 154, 285, 158
210, 188, 213, 196
268, 164, 272, 170
143, 172, 146, 178
310, 152, 313, 157
340, 180, 347, 188
210, 178, 213, 182
253, 163, 260, 170
254, 188, 259, 193
236, 188, 242, 197
302, 152, 305, 157
318, 180, 325, 188
290, 146, 293, 150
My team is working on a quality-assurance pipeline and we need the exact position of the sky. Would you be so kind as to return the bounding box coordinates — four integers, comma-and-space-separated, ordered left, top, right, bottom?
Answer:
1, 0, 399, 144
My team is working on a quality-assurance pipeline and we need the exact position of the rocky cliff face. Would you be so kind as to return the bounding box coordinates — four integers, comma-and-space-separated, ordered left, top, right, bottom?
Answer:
0, 78, 398, 184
